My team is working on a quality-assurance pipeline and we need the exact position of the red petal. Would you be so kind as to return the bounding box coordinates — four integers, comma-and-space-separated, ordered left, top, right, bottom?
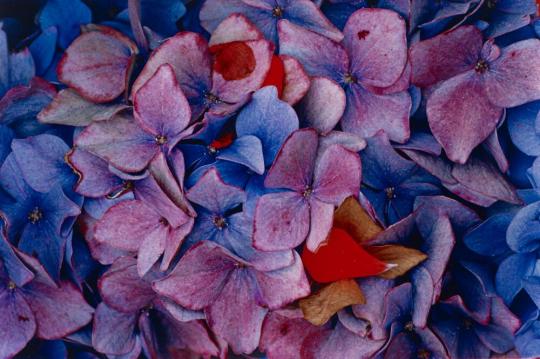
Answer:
210, 128, 236, 150
262, 55, 285, 97
301, 227, 388, 283
210, 41, 256, 81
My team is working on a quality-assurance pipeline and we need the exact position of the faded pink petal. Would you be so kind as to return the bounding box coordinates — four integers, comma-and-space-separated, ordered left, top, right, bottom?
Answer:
306, 199, 335, 252
209, 14, 262, 46
427, 71, 503, 164
281, 55, 311, 106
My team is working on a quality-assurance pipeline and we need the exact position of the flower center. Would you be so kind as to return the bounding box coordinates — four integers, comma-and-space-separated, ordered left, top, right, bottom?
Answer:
487, 0, 498, 9
343, 72, 358, 85
204, 92, 221, 105
272, 6, 284, 18
303, 186, 313, 198
385, 187, 396, 199
417, 348, 431, 359
155, 135, 168, 145
7, 281, 16, 290
106, 181, 133, 199
213, 216, 227, 229
208, 146, 218, 155
462, 318, 473, 330
27, 207, 43, 224
404, 321, 414, 332
474, 60, 489, 74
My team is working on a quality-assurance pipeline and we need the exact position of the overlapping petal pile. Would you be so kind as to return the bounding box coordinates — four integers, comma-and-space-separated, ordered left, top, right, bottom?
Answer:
1, 0, 540, 358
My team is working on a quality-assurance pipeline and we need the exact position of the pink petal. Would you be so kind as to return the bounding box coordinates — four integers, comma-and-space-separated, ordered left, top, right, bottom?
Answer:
58, 26, 137, 103
75, 113, 157, 173
280, 55, 311, 106
278, 20, 349, 81
22, 280, 94, 339
206, 269, 268, 354
410, 25, 482, 88
298, 77, 346, 135
342, 85, 411, 143
0, 290, 35, 358
306, 199, 335, 252
484, 39, 540, 108
133, 64, 191, 146
94, 200, 163, 252
131, 32, 212, 120
313, 144, 361, 205
209, 14, 262, 46
152, 241, 237, 310
137, 232, 168, 277
253, 192, 310, 251
255, 252, 310, 309
260, 309, 323, 359
427, 71, 503, 164
343, 8, 407, 88
265, 129, 319, 191
98, 256, 155, 313
212, 39, 274, 103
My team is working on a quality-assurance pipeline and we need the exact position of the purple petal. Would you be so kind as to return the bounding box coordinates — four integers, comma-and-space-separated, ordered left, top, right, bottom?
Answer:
411, 266, 434, 328
343, 85, 411, 143
153, 241, 237, 310
98, 256, 155, 313
427, 71, 503, 164
58, 27, 137, 103
312, 144, 361, 204
75, 113, 157, 173
133, 64, 191, 147
483, 129, 509, 173
318, 131, 366, 154
278, 19, 348, 82
255, 252, 310, 309
410, 25, 482, 87
236, 86, 299, 166
343, 8, 407, 88
265, 129, 318, 191
0, 289, 36, 358
92, 303, 137, 356
298, 77, 346, 135
37, 89, 128, 126
418, 214, 455, 286
131, 32, 212, 120
253, 192, 310, 251
206, 269, 267, 354
187, 167, 246, 213
216, 135, 265, 175
22, 279, 94, 339
352, 278, 395, 340
0, 78, 55, 126
484, 39, 540, 108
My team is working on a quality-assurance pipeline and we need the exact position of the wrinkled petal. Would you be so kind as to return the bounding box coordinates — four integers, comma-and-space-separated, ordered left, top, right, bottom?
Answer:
92, 303, 138, 356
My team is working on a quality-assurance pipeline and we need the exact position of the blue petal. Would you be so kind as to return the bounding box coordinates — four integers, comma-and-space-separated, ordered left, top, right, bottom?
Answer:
38, 0, 92, 49
236, 86, 299, 166
507, 201, 540, 253
217, 135, 265, 175
29, 27, 58, 75
495, 253, 536, 304
507, 101, 540, 156
464, 212, 513, 257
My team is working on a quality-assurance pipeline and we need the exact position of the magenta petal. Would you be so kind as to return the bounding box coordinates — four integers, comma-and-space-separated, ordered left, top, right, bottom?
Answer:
58, 27, 137, 103
186, 168, 246, 213
161, 220, 194, 272
298, 77, 345, 135
212, 39, 274, 103
313, 144, 361, 205
410, 25, 483, 88
209, 14, 262, 46
137, 227, 168, 277
92, 303, 138, 355
153, 241, 237, 310
306, 199, 335, 252
343, 85, 410, 143
265, 129, 319, 191
484, 39, 540, 108
22, 280, 94, 339
75, 113, 157, 172
281, 55, 311, 106
253, 192, 310, 251
0, 290, 36, 358
98, 257, 155, 313
343, 9, 407, 88
255, 252, 310, 309
131, 32, 212, 120
133, 63, 191, 146
94, 200, 163, 252
427, 71, 503, 164
206, 270, 268, 354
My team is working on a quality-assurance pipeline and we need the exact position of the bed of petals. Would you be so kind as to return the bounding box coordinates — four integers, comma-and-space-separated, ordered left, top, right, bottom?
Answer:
1, 0, 540, 358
